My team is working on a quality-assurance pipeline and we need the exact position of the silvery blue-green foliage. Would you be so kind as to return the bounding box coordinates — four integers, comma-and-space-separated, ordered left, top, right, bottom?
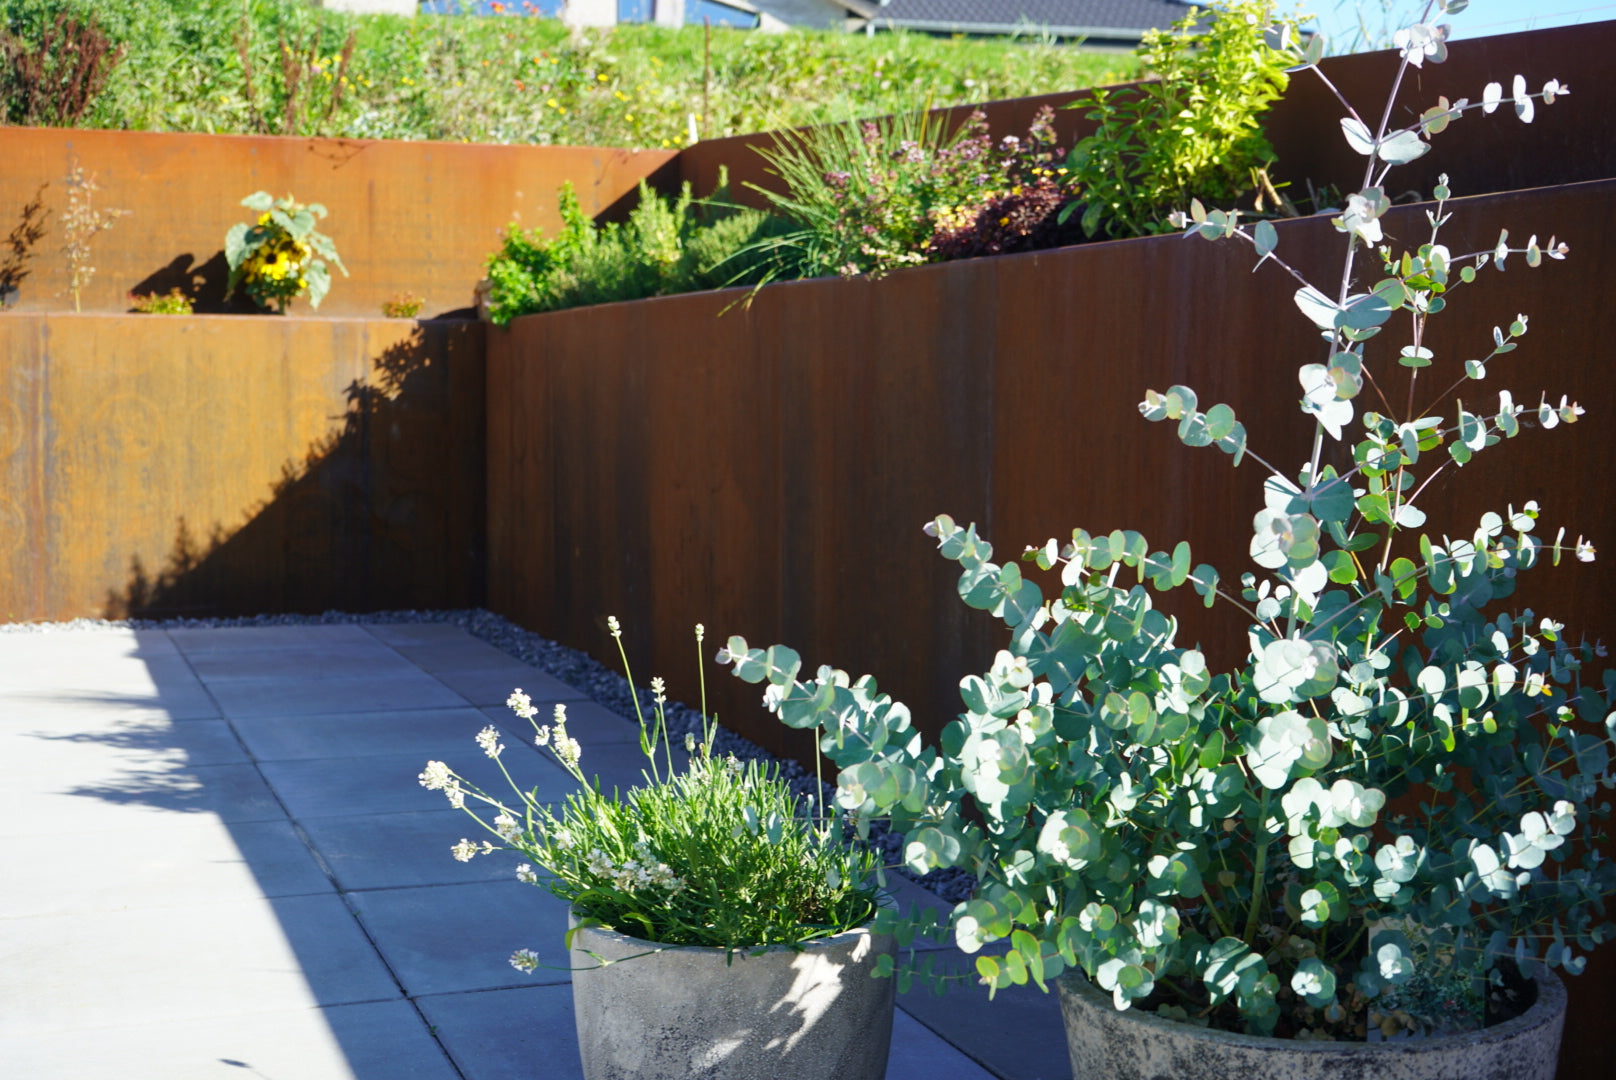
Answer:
722, 0, 1614, 1040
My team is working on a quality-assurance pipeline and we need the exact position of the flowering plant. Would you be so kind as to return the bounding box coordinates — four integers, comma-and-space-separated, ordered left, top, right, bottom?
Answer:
419, 621, 880, 964
224, 191, 346, 312
723, 0, 1613, 1042
129, 287, 192, 315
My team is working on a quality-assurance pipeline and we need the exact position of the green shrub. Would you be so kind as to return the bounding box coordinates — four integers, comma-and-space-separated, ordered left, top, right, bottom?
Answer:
0, 0, 1133, 148
482, 176, 793, 324
1064, 0, 1297, 239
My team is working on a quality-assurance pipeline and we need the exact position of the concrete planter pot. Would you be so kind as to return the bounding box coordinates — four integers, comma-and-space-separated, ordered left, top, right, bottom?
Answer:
569, 914, 897, 1080
1057, 967, 1566, 1080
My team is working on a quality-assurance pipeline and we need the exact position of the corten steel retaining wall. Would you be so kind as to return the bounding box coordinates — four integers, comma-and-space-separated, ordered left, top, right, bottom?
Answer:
0, 314, 486, 622
676, 22, 1616, 211
488, 177, 1616, 757
0, 129, 675, 318
487, 176, 1616, 1077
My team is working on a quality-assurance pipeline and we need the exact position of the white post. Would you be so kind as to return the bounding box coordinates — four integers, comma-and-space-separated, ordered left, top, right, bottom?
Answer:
562, 0, 619, 27
653, 0, 685, 28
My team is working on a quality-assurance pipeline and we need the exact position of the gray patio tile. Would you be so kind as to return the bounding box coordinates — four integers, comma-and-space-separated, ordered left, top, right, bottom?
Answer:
185, 642, 423, 683
420, 662, 585, 708
0, 759, 285, 838
897, 956, 1071, 1080
0, 675, 221, 722
1, 818, 329, 918
0, 630, 214, 719
888, 1007, 1000, 1080
384, 633, 535, 669
417, 984, 584, 1080
0, 1000, 460, 1080
362, 623, 482, 647
0, 627, 181, 665
263, 747, 574, 820
348, 880, 572, 997
0, 894, 400, 1036
300, 809, 527, 892
206, 672, 472, 719
166, 624, 382, 653
483, 698, 645, 746
231, 706, 493, 762
4, 712, 246, 767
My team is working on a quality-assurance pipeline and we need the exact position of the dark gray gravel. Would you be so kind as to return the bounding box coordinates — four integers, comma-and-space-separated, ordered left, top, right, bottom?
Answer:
3, 607, 976, 905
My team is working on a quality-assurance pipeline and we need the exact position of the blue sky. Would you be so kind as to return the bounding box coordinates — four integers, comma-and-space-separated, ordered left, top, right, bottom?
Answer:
1307, 1, 1616, 45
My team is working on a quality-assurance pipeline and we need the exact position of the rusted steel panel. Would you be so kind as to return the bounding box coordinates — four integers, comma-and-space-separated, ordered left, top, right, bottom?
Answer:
675, 21, 1614, 212
0, 129, 675, 317
489, 176, 1616, 753
486, 178, 1616, 1074
0, 313, 485, 621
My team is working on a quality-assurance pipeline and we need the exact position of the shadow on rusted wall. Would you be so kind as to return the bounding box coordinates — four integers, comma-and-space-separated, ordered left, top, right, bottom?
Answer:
0, 314, 485, 624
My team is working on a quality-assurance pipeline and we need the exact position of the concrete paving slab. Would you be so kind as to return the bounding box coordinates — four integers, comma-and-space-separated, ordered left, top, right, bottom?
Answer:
0, 627, 182, 663
483, 697, 645, 746
888, 1008, 1001, 1080
299, 810, 525, 892
362, 623, 482, 648
897, 956, 1071, 1080
1, 818, 329, 918
263, 747, 575, 820
166, 625, 382, 653
184, 642, 424, 683
231, 706, 493, 762
3, 712, 246, 766
348, 881, 573, 997
0, 1000, 460, 1080
0, 759, 286, 837
206, 673, 473, 719
416, 984, 585, 1080
0, 677, 221, 721
417, 663, 585, 708
0, 894, 401, 1035
0, 650, 205, 695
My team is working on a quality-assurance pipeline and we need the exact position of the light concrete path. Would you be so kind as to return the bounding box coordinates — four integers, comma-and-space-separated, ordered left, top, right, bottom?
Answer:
0, 623, 1066, 1079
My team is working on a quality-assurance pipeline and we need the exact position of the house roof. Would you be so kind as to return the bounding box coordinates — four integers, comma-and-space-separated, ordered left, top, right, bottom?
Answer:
870, 0, 1197, 39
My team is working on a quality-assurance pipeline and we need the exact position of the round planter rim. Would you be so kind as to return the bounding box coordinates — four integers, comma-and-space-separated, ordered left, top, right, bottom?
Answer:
568, 901, 888, 960
1057, 966, 1566, 1053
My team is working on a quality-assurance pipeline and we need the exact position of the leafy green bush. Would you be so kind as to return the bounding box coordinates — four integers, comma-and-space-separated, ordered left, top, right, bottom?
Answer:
1064, 0, 1297, 239
482, 176, 792, 325
0, 0, 1133, 148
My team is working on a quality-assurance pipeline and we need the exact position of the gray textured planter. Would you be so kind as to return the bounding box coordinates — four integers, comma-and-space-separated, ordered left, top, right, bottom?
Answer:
569, 915, 896, 1080
1058, 968, 1566, 1080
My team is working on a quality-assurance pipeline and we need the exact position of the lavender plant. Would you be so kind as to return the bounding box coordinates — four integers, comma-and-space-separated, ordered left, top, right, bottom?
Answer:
721, 0, 1613, 1040
420, 621, 879, 961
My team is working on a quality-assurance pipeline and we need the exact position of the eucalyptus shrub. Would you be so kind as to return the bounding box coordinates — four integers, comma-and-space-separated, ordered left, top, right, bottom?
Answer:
722, 0, 1613, 1041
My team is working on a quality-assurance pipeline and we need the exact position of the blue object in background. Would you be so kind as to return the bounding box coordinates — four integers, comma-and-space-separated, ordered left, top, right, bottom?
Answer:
421, 0, 761, 25
420, 1, 563, 15
687, 0, 759, 28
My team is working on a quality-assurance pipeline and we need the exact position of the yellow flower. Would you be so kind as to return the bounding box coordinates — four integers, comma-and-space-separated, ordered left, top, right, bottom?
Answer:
258, 212, 271, 226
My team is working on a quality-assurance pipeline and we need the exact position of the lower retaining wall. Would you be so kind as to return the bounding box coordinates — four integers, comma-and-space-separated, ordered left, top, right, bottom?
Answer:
0, 313, 486, 621
486, 178, 1616, 758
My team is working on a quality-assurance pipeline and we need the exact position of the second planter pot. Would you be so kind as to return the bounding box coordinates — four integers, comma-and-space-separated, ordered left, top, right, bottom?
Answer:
569, 915, 896, 1080
1057, 966, 1567, 1080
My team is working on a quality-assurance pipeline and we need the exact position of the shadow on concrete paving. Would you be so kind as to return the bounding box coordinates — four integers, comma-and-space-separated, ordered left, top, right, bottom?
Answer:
0, 622, 1057, 1080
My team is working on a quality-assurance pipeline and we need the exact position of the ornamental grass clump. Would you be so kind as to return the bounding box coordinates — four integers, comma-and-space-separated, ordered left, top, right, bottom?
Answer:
723, 0, 1612, 1042
420, 621, 879, 962
225, 191, 346, 312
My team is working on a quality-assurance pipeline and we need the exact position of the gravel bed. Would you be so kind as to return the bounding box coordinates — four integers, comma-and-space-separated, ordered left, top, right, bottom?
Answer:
2, 607, 975, 905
